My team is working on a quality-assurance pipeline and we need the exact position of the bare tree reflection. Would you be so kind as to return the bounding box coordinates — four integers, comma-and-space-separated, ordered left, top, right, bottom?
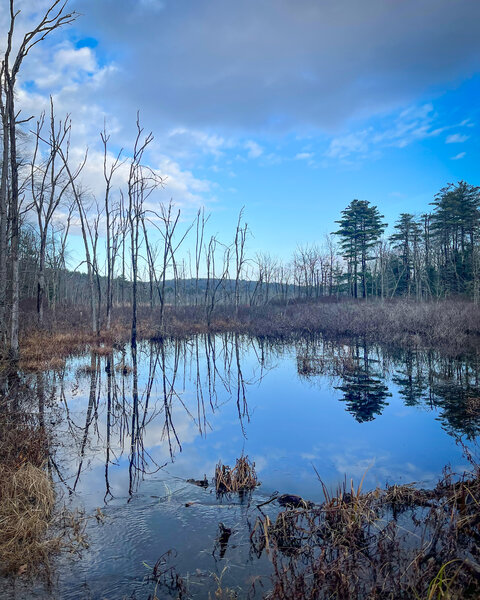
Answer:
73, 352, 100, 491
23, 333, 480, 502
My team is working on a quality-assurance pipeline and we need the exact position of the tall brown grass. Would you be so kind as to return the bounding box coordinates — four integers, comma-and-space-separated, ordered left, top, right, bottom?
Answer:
0, 412, 85, 578
250, 458, 480, 599
215, 456, 259, 494
16, 299, 480, 371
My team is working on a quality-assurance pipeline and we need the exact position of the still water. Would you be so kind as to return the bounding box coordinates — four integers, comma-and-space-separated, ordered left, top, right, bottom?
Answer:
12, 335, 480, 598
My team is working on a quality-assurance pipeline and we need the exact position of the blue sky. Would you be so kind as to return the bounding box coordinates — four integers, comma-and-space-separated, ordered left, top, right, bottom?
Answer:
5, 0, 480, 264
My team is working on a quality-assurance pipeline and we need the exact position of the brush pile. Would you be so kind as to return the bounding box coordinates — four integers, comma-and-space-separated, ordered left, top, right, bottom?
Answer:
214, 456, 258, 494
250, 464, 480, 599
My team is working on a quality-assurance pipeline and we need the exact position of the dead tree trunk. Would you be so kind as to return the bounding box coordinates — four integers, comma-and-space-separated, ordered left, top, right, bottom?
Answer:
0, 0, 77, 358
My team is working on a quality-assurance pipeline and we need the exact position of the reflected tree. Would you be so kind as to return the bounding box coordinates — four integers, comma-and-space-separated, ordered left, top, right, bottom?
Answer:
335, 342, 391, 422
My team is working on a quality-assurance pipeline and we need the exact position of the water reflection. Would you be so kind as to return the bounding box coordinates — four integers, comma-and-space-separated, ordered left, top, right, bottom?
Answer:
2, 334, 480, 599
334, 341, 392, 422
34, 334, 266, 500
5, 334, 479, 504
294, 337, 480, 439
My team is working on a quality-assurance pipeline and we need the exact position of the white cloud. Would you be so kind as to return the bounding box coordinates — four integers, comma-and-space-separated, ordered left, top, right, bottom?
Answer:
295, 152, 315, 160
244, 140, 264, 159
446, 133, 469, 143
324, 130, 370, 159
451, 152, 466, 160
10, 24, 216, 231
166, 127, 228, 159
324, 103, 451, 161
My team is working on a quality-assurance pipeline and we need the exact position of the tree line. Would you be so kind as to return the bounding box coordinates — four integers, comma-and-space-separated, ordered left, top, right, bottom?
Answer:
1, 1, 480, 362
333, 182, 480, 301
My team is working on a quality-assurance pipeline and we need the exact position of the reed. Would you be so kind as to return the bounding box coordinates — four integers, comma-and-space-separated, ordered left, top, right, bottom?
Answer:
250, 458, 480, 599
214, 456, 259, 494
0, 412, 86, 578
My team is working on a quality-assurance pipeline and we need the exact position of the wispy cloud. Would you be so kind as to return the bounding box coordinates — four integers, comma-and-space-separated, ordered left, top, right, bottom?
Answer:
451, 152, 466, 160
166, 127, 228, 159
324, 130, 370, 160
244, 140, 264, 159
324, 104, 452, 161
295, 152, 315, 161
446, 133, 469, 143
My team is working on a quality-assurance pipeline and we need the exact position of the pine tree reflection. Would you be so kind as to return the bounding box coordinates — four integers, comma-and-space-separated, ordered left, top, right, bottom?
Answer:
335, 341, 391, 422
391, 349, 429, 406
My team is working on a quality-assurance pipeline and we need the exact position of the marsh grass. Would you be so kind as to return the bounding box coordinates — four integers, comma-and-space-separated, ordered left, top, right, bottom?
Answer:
115, 362, 132, 375
0, 412, 86, 579
14, 299, 480, 373
215, 456, 259, 494
0, 463, 57, 576
250, 458, 480, 599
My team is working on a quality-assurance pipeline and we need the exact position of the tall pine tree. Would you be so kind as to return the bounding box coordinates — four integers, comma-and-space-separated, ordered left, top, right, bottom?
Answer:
334, 199, 387, 298
430, 181, 480, 295
390, 213, 422, 297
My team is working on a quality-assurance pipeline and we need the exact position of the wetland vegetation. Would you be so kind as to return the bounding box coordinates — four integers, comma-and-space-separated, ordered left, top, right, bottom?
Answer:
2, 333, 480, 598
1, 2, 480, 599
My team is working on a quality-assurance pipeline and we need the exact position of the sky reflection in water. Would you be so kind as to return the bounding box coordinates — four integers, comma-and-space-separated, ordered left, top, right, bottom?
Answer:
29, 334, 480, 599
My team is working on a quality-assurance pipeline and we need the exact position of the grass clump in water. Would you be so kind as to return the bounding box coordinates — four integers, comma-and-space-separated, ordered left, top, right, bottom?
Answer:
215, 456, 258, 494
250, 457, 480, 599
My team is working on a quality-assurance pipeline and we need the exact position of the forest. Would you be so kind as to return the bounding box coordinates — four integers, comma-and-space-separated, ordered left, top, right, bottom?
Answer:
2, 102, 480, 357
0, 6, 479, 359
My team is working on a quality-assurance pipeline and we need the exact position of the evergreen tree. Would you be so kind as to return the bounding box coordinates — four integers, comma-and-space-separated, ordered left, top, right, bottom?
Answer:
333, 199, 387, 298
390, 213, 422, 296
430, 181, 480, 295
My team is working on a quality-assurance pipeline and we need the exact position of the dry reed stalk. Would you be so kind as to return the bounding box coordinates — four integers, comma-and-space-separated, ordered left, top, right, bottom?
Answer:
214, 456, 258, 494
115, 362, 132, 375
465, 395, 480, 417
251, 461, 480, 599
0, 463, 57, 576
91, 345, 114, 356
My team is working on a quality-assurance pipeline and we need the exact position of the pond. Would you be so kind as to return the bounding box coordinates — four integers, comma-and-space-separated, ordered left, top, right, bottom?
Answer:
6, 334, 480, 598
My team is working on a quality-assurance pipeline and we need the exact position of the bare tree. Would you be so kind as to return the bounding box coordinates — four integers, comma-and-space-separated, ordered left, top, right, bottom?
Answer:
30, 100, 71, 324
101, 124, 124, 330
146, 200, 192, 331
57, 149, 96, 331
205, 236, 230, 326
234, 208, 248, 317
127, 115, 162, 346
0, 0, 77, 358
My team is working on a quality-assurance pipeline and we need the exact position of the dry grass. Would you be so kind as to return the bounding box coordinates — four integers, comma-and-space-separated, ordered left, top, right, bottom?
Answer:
0, 463, 58, 576
15, 298, 480, 372
18, 322, 129, 371
0, 412, 85, 578
91, 345, 114, 356
250, 460, 480, 600
214, 456, 259, 494
75, 363, 97, 376
465, 396, 480, 418
115, 362, 132, 375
